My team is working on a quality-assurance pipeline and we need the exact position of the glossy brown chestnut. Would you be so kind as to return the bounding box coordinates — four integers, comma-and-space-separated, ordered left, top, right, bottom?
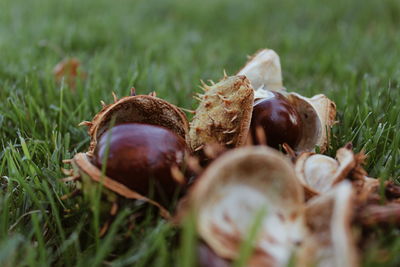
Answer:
93, 123, 188, 202
250, 91, 302, 149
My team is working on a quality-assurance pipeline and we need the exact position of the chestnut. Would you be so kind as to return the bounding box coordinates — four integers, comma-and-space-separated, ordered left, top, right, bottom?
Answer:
250, 91, 302, 149
93, 123, 188, 202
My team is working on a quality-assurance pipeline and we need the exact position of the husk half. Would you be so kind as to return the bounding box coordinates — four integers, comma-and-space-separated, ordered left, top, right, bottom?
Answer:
295, 145, 367, 199
287, 93, 336, 153
186, 146, 306, 266
81, 94, 189, 153
189, 75, 254, 153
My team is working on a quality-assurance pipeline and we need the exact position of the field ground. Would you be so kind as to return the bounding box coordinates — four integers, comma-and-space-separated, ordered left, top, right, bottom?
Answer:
1, 0, 400, 266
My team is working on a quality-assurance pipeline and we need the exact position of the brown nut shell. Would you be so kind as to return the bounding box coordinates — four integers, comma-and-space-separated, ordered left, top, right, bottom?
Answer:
184, 146, 305, 266
81, 93, 189, 153
189, 75, 254, 153
71, 152, 170, 219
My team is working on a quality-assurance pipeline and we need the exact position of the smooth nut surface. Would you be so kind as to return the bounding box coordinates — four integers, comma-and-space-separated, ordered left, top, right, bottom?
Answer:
250, 91, 302, 149
93, 123, 188, 201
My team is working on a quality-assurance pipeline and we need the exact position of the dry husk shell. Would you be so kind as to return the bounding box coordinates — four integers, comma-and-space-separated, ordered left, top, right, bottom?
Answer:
237, 49, 284, 92
294, 144, 370, 199
70, 152, 171, 218
286, 93, 336, 153
189, 75, 254, 153
81, 92, 189, 153
185, 146, 306, 266
298, 181, 359, 267
293, 145, 400, 229
53, 57, 87, 90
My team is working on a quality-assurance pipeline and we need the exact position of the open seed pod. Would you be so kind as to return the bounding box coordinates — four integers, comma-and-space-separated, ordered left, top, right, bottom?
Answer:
298, 181, 359, 267
238, 49, 336, 152
294, 144, 371, 199
62, 89, 192, 230
183, 146, 306, 266
249, 88, 336, 153
80, 89, 189, 153
188, 75, 254, 154
237, 49, 284, 91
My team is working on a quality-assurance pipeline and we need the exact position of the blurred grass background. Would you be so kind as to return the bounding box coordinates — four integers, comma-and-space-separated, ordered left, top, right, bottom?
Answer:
0, 0, 399, 266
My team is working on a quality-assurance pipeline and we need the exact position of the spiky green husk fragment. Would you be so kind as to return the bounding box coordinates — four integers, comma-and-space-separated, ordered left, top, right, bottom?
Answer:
189, 75, 254, 153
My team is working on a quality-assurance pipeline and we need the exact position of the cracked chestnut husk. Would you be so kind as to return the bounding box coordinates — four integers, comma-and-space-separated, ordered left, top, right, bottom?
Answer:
238, 49, 337, 153
178, 146, 362, 267
294, 143, 368, 199
293, 143, 400, 230
62, 90, 191, 221
189, 50, 335, 160
80, 89, 189, 154
188, 75, 254, 159
180, 146, 307, 266
292, 143, 400, 204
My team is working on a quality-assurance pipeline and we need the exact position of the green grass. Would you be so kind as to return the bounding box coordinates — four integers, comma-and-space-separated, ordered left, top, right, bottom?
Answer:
1, 0, 400, 266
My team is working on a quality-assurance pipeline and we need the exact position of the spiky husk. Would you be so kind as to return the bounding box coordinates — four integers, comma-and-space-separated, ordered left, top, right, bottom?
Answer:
81, 94, 189, 153
188, 75, 254, 154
